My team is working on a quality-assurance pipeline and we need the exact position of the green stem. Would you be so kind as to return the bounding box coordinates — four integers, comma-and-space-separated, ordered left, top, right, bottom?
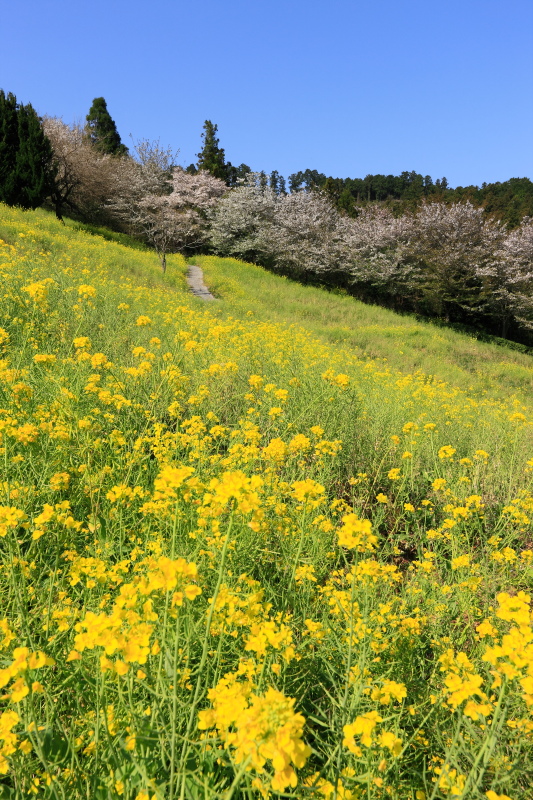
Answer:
460, 680, 508, 799
168, 612, 182, 798
223, 757, 252, 800
333, 559, 358, 800
284, 506, 308, 614
175, 507, 235, 800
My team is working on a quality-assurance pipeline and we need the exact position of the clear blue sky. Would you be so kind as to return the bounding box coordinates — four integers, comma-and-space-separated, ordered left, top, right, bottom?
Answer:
2, 0, 532, 187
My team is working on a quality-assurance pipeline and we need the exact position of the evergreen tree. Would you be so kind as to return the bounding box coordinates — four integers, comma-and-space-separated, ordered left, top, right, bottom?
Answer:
0, 90, 18, 204
225, 162, 251, 187
289, 172, 304, 193
196, 120, 227, 182
0, 89, 56, 209
423, 175, 434, 195
15, 103, 56, 208
225, 162, 237, 187
85, 97, 128, 156
236, 163, 252, 182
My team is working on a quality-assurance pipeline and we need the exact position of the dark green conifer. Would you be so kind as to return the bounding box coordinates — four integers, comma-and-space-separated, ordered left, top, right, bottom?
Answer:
15, 103, 56, 208
0, 90, 56, 209
196, 120, 227, 181
0, 91, 19, 204
85, 97, 128, 156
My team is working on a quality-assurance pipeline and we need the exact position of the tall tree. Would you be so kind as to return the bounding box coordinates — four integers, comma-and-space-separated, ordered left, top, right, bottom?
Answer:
208, 173, 278, 263
85, 97, 128, 156
478, 218, 533, 337
43, 117, 85, 221
404, 201, 504, 322
0, 89, 56, 209
0, 90, 18, 204
196, 120, 227, 181
15, 103, 56, 208
288, 172, 304, 193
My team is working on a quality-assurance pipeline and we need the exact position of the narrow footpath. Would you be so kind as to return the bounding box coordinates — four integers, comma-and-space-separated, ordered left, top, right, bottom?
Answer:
186, 264, 216, 301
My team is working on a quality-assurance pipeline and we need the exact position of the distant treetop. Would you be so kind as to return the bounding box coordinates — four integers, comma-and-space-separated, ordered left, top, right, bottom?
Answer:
85, 97, 128, 156
196, 120, 227, 181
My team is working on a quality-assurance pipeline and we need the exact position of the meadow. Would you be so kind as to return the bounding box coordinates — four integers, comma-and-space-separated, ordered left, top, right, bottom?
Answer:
0, 204, 532, 799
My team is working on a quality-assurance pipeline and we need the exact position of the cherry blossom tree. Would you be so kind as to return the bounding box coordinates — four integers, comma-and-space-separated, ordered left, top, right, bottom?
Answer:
343, 206, 415, 299
209, 175, 347, 275
43, 117, 127, 223
265, 190, 348, 276
109, 141, 226, 270
477, 217, 533, 336
402, 201, 505, 321
208, 174, 278, 263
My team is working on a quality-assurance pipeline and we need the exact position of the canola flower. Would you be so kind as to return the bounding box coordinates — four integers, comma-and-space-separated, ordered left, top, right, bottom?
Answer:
198, 671, 310, 792
0, 205, 532, 797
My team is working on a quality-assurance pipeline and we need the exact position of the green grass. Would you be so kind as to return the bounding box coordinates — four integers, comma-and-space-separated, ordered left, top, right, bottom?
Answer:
195, 255, 533, 403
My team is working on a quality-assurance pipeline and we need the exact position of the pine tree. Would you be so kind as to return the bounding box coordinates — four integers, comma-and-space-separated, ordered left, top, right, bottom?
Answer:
85, 97, 128, 156
196, 120, 227, 182
0, 90, 56, 209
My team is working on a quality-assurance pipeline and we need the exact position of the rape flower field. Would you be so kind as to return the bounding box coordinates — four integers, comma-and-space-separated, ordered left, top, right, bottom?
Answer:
0, 205, 532, 799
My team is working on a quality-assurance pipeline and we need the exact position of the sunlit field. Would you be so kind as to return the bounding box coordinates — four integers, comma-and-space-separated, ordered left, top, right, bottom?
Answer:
0, 205, 532, 800
196, 255, 533, 402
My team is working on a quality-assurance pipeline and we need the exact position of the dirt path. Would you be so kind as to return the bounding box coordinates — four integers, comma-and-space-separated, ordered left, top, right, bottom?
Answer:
186, 265, 216, 301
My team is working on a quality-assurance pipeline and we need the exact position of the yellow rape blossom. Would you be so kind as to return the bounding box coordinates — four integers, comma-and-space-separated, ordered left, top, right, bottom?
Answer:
337, 513, 376, 552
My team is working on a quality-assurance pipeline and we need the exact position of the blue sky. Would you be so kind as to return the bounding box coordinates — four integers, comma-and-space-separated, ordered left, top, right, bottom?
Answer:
2, 0, 532, 187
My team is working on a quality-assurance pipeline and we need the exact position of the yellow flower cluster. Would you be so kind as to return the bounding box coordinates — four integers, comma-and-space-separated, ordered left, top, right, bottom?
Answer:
337, 513, 376, 551
198, 669, 310, 792
68, 555, 201, 672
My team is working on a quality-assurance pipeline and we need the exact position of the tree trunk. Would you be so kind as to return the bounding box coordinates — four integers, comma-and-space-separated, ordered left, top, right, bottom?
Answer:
160, 252, 167, 273
53, 196, 65, 224
502, 315, 508, 339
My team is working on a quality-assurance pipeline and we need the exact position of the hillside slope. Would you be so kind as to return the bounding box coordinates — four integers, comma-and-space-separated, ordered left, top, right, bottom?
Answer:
0, 206, 532, 799
196, 255, 533, 403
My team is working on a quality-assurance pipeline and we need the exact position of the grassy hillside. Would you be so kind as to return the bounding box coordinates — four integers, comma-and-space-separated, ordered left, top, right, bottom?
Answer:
0, 205, 532, 799
196, 255, 533, 402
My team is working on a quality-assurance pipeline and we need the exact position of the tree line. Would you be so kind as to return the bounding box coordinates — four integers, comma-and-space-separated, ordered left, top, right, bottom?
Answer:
293, 171, 533, 229
185, 121, 533, 228
1, 91, 533, 343
208, 175, 533, 343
